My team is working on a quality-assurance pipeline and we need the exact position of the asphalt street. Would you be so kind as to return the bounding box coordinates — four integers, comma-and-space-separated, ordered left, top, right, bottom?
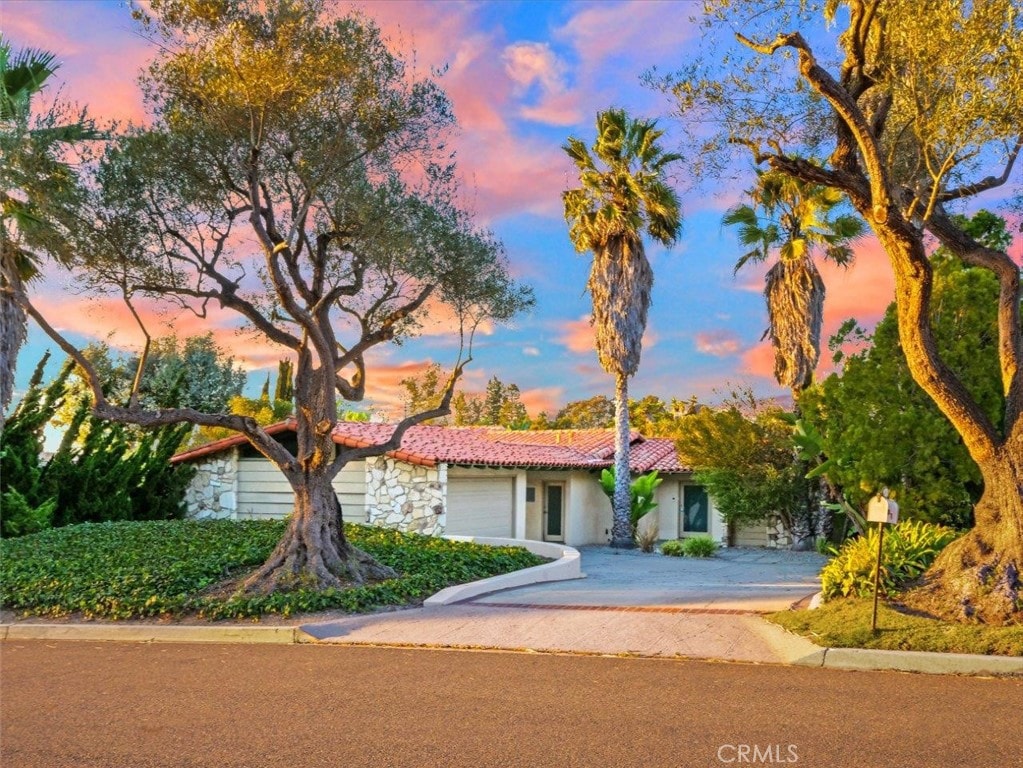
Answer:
1, 640, 1019, 768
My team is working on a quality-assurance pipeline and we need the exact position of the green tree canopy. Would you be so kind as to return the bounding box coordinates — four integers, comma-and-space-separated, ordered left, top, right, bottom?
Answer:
659, 0, 1023, 622
676, 390, 807, 537
801, 212, 1010, 529
16, 0, 532, 594
54, 334, 246, 428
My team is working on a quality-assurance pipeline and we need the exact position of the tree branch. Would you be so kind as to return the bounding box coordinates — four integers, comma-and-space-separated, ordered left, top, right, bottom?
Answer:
335, 283, 435, 371
328, 355, 471, 475
737, 30, 893, 223
937, 138, 1022, 203
19, 293, 297, 469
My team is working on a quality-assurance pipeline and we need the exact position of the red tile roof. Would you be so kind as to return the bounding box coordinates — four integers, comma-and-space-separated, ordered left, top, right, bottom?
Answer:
172, 421, 690, 473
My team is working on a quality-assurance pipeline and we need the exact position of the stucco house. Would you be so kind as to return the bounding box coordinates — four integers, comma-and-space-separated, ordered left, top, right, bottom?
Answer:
171, 421, 785, 548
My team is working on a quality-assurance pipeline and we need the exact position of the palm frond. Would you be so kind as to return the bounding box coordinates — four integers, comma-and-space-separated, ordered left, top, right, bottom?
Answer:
733, 248, 766, 274
30, 123, 105, 144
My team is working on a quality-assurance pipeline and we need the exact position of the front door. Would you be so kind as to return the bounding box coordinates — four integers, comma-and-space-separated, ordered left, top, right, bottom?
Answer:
544, 483, 564, 542
680, 484, 709, 535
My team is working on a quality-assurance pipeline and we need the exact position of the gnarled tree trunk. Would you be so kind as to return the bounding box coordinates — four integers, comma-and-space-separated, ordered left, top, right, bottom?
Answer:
241, 360, 397, 594
876, 224, 1023, 623
911, 435, 1023, 623
240, 469, 397, 594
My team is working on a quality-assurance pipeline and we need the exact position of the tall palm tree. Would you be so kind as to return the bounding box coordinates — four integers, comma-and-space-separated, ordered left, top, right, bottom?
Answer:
723, 169, 864, 394
0, 37, 99, 426
563, 108, 681, 548
725, 169, 864, 548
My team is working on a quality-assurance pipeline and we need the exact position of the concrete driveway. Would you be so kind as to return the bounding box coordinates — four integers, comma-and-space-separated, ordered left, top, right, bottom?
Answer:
300, 546, 829, 662
471, 545, 827, 613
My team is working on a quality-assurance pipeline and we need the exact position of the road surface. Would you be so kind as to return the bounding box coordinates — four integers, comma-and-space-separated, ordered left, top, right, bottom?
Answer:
1, 641, 1018, 767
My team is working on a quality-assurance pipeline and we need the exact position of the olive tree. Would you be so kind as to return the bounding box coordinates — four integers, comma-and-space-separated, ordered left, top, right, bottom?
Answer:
14, 0, 531, 593
660, 0, 1022, 621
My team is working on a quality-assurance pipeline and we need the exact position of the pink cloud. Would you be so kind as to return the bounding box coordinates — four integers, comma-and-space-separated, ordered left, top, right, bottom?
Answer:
558, 315, 596, 355
556, 1, 700, 69
29, 291, 293, 371
6, 3, 151, 125
452, 121, 572, 219
416, 297, 496, 339
502, 41, 582, 126
519, 386, 563, 415
740, 342, 776, 381
520, 91, 583, 127
353, 2, 574, 219
694, 330, 742, 357
819, 236, 896, 333
357, 1, 512, 133
504, 41, 567, 95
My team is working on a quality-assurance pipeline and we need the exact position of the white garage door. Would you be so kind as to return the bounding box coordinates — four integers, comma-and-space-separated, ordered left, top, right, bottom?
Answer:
446, 477, 514, 537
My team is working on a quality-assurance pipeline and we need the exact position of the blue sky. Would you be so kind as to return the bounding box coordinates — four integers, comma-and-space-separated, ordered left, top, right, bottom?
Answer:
7, 0, 919, 417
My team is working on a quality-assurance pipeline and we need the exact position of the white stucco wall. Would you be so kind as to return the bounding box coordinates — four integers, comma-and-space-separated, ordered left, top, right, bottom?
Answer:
651, 475, 729, 546
567, 471, 612, 545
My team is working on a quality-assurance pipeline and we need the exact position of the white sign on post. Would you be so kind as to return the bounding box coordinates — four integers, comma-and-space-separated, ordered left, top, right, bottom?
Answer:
866, 491, 899, 524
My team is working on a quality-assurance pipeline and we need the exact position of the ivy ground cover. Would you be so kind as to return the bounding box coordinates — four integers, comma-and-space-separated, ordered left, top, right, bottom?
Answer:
0, 520, 545, 620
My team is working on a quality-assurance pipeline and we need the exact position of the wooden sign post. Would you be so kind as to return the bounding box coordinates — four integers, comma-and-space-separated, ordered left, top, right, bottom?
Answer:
866, 489, 900, 633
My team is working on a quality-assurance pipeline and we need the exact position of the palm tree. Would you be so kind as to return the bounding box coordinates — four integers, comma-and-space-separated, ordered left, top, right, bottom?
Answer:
724, 169, 864, 549
0, 37, 99, 426
563, 108, 681, 548
723, 169, 864, 394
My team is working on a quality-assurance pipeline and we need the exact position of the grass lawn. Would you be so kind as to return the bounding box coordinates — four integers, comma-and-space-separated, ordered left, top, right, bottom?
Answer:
768, 598, 1023, 656
0, 519, 546, 621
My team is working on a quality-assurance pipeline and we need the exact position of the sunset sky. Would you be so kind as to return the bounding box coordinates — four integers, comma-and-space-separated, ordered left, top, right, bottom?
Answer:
6, 0, 1020, 418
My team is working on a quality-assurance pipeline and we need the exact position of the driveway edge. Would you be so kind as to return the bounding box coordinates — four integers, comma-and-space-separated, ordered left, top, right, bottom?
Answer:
423, 538, 582, 609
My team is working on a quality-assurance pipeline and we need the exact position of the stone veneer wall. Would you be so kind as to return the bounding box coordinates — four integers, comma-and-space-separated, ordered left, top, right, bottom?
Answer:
365, 456, 446, 535
184, 448, 239, 519
765, 513, 792, 549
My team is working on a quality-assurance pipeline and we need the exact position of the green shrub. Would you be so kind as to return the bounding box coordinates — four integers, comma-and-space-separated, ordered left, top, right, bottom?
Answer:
660, 536, 718, 557
820, 520, 959, 601
1, 355, 194, 528
680, 535, 718, 557
0, 489, 56, 538
0, 520, 546, 620
660, 539, 685, 557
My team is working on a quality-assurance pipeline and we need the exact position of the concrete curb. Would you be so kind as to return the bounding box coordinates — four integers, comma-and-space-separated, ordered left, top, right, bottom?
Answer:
796, 646, 1023, 676
0, 622, 311, 644
423, 538, 582, 609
